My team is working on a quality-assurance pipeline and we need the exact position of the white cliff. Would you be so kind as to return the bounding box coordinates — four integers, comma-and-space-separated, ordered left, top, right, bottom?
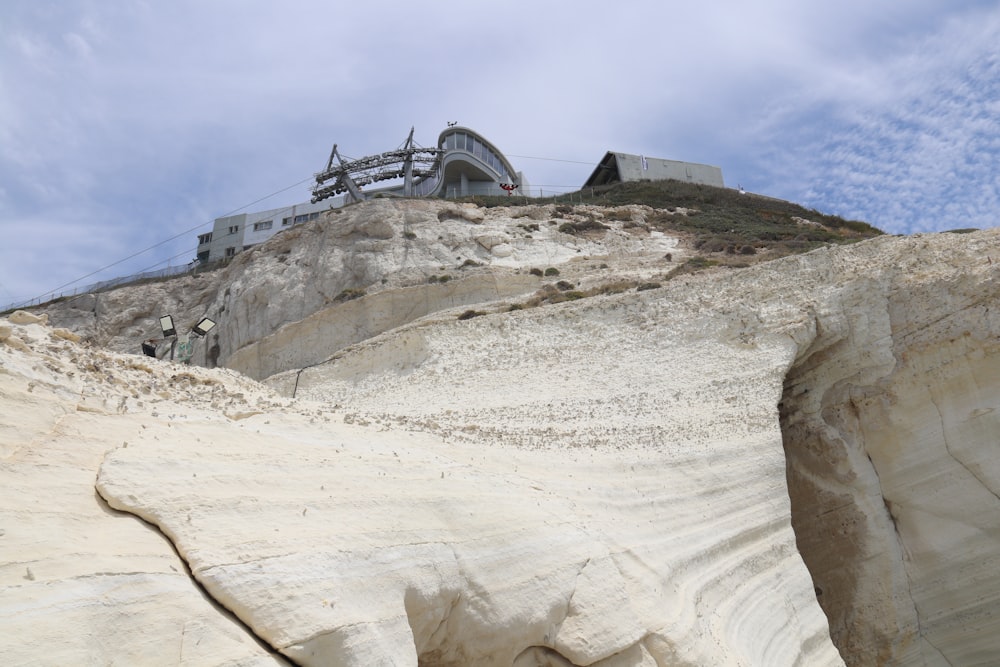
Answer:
38, 199, 684, 375
3, 201, 999, 665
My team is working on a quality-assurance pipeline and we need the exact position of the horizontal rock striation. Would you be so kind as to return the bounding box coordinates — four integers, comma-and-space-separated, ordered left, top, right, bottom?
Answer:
0, 316, 290, 666
39, 199, 682, 373
781, 231, 1000, 665
4, 216, 998, 665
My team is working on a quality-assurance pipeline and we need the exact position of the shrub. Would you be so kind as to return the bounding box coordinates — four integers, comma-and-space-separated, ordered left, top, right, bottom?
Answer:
685, 256, 717, 269
636, 282, 661, 292
559, 218, 609, 235
438, 274, 452, 283
544, 267, 560, 276
460, 259, 481, 268
403, 231, 417, 240
605, 208, 633, 221
593, 280, 636, 295
335, 287, 365, 302
457, 309, 485, 320
555, 280, 575, 291
529, 267, 544, 277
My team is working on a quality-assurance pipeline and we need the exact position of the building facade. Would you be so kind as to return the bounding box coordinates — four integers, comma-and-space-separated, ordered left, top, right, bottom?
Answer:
583, 152, 724, 188
196, 199, 334, 264
311, 126, 527, 204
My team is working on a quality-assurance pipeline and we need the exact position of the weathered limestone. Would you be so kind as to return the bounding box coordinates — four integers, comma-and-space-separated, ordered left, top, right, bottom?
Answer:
225, 273, 542, 380
0, 320, 289, 666
39, 199, 682, 371
5, 209, 1000, 665
781, 232, 1000, 665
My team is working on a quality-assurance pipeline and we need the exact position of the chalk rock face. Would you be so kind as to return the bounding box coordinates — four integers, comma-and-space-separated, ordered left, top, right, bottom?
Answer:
6, 222, 1000, 666
99, 314, 837, 665
40, 199, 681, 372
97, 241, 850, 664
780, 232, 1000, 665
0, 320, 289, 665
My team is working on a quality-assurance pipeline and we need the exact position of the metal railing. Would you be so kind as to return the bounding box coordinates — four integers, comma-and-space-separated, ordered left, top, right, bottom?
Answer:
2, 263, 207, 313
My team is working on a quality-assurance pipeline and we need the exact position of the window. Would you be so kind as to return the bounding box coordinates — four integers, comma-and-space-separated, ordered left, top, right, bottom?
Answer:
294, 214, 309, 224
309, 212, 320, 220
225, 247, 236, 258
198, 232, 213, 245
253, 220, 273, 231
228, 225, 239, 234
282, 217, 292, 226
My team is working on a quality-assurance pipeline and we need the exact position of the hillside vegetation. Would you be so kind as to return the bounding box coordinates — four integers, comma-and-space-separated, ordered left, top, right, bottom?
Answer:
461, 179, 882, 260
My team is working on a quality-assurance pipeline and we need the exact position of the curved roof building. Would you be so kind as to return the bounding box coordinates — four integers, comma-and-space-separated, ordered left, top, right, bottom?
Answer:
311, 126, 526, 203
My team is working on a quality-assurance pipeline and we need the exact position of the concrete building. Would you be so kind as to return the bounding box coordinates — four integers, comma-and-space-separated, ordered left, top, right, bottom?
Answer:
196, 200, 333, 264
583, 152, 724, 188
198, 125, 526, 263
311, 125, 527, 203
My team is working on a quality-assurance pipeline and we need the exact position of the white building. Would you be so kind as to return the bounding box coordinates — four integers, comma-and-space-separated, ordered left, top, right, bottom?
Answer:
196, 199, 338, 264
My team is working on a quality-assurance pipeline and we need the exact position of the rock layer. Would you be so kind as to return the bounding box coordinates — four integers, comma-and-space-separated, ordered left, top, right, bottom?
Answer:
781, 232, 1000, 664
4, 217, 1000, 666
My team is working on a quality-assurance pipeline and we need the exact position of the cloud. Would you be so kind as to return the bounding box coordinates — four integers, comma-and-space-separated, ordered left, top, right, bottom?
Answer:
742, 5, 1000, 232
1, 1, 998, 306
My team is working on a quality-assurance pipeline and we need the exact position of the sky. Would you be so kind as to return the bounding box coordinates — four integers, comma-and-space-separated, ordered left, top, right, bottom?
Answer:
2, 1, 998, 308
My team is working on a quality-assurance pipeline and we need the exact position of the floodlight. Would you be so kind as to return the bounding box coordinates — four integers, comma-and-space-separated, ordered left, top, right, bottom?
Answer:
159, 315, 176, 337
192, 317, 217, 337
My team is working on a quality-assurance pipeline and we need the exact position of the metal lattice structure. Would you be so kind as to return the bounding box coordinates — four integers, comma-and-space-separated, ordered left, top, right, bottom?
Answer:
312, 127, 444, 203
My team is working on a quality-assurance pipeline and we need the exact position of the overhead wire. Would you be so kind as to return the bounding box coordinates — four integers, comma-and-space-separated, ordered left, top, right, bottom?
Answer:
13, 150, 599, 308
505, 154, 595, 166
14, 176, 316, 308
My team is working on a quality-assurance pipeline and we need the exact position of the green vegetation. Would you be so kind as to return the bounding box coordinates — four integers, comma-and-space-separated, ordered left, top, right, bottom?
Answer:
334, 287, 366, 302
457, 179, 882, 258
428, 274, 453, 283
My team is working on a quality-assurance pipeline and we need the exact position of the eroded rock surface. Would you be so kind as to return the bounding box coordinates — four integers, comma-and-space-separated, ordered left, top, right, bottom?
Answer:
4, 222, 999, 666
39, 199, 684, 376
781, 232, 1000, 665
0, 318, 289, 666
